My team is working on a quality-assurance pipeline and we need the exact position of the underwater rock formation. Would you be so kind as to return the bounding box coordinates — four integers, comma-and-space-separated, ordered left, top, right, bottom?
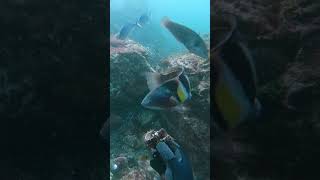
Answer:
110, 39, 153, 113
110, 36, 211, 179
110, 39, 162, 180
158, 53, 211, 179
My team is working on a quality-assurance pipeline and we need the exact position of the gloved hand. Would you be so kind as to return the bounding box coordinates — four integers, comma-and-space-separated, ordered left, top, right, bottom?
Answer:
144, 129, 194, 180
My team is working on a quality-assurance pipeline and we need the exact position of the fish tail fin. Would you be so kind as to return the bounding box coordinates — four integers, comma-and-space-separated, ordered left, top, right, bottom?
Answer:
161, 16, 170, 27
136, 21, 143, 28
145, 72, 162, 91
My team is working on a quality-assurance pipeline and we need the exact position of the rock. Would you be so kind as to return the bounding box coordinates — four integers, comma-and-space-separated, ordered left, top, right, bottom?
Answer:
281, 62, 320, 111
135, 110, 159, 129
110, 39, 153, 115
120, 167, 158, 180
109, 113, 124, 131
111, 156, 129, 177
120, 169, 146, 180
109, 151, 159, 180
157, 53, 210, 179
123, 134, 142, 149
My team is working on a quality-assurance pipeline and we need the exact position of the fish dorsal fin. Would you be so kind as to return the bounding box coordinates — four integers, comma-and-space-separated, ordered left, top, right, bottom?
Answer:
145, 72, 162, 91
146, 67, 184, 91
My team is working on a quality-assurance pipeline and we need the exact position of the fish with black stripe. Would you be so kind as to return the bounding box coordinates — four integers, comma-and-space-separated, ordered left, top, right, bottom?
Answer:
141, 67, 192, 111
212, 14, 261, 130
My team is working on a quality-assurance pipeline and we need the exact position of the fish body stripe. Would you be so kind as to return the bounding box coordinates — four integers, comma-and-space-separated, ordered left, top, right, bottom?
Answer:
215, 62, 253, 128
215, 80, 242, 128
177, 80, 189, 103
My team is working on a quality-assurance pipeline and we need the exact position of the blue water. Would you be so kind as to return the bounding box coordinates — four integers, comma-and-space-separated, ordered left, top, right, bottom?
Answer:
110, 0, 210, 60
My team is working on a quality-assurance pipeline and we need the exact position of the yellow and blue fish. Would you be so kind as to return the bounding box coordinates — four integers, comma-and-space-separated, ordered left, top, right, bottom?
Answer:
141, 67, 192, 110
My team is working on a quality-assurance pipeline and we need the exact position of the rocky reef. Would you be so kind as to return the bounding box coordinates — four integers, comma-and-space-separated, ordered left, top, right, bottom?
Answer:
158, 53, 210, 179
110, 39, 160, 180
110, 36, 210, 179
213, 0, 320, 179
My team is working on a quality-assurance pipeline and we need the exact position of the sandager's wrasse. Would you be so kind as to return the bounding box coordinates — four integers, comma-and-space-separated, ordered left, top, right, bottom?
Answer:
141, 67, 192, 111
161, 17, 208, 60
212, 14, 261, 130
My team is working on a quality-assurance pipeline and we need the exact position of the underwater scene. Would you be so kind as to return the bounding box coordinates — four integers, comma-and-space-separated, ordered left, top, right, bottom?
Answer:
109, 0, 210, 179
212, 1, 320, 180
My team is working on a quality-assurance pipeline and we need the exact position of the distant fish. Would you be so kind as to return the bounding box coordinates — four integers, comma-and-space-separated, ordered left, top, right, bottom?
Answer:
141, 67, 192, 111
136, 12, 151, 28
161, 17, 208, 59
116, 23, 137, 40
212, 14, 261, 130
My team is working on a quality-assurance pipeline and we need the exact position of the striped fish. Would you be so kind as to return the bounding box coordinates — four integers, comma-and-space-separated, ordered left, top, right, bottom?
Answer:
141, 67, 192, 110
212, 14, 261, 130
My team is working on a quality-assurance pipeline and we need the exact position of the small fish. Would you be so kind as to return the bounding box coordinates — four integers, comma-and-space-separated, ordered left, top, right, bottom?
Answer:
161, 17, 208, 59
136, 12, 151, 28
116, 23, 137, 40
212, 15, 261, 130
141, 67, 192, 110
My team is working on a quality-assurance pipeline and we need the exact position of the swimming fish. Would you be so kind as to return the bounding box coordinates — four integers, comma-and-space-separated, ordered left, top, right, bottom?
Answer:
136, 12, 151, 28
116, 23, 137, 40
141, 67, 192, 110
212, 14, 261, 130
161, 17, 208, 59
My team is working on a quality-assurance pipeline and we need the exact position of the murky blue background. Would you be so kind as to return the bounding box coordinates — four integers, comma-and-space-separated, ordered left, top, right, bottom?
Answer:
110, 0, 210, 60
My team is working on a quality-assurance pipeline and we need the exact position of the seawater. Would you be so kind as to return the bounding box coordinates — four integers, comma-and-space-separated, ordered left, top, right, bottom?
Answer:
110, 0, 210, 60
